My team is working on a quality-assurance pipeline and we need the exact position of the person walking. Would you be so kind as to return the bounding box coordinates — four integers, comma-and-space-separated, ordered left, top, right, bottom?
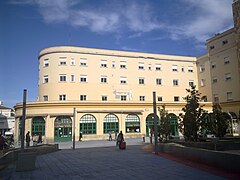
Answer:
108, 131, 112, 141
79, 132, 83, 141
116, 131, 124, 146
0, 133, 4, 150
37, 133, 42, 144
26, 131, 30, 147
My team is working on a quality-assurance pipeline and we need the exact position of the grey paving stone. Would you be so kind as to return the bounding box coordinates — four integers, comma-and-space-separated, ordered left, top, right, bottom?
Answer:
0, 140, 226, 180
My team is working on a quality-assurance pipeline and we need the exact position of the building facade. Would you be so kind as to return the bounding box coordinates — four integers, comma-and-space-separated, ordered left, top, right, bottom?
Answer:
14, 0, 240, 143
0, 102, 15, 135
14, 46, 213, 143
196, 0, 240, 135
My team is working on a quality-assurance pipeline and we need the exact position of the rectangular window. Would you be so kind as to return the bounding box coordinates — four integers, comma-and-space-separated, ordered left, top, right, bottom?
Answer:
43, 59, 49, 67
100, 60, 107, 68
199, 65, 205, 72
212, 77, 217, 84
173, 79, 179, 86
139, 78, 145, 85
120, 77, 127, 84
213, 94, 219, 103
188, 66, 193, 72
70, 58, 75, 66
227, 92, 233, 101
59, 57, 67, 65
59, 74, 66, 82
70, 74, 75, 82
181, 66, 184, 72
80, 75, 87, 82
120, 61, 127, 69
138, 62, 144, 70
200, 79, 206, 87
121, 95, 127, 101
43, 75, 48, 83
224, 57, 230, 65
225, 73, 231, 81
43, 95, 48, 101
210, 45, 215, 50
155, 64, 161, 71
80, 95, 87, 101
139, 96, 145, 101
222, 40, 228, 45
157, 96, 163, 101
156, 78, 162, 85
59, 94, 66, 101
112, 61, 116, 68
211, 63, 216, 69
172, 65, 178, 72
189, 80, 194, 87
80, 58, 87, 66
174, 96, 179, 102
102, 96, 107, 101
148, 64, 152, 70
101, 76, 107, 83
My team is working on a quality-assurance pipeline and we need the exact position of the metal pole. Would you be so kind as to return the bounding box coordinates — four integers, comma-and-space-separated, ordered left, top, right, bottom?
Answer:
73, 107, 76, 150
153, 92, 158, 155
21, 89, 27, 150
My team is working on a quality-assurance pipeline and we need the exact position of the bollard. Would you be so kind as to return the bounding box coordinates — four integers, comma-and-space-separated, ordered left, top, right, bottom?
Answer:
142, 136, 145, 142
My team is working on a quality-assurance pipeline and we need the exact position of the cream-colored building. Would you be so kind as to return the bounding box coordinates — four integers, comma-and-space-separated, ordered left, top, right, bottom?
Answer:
196, 0, 240, 135
14, 0, 240, 143
14, 46, 213, 143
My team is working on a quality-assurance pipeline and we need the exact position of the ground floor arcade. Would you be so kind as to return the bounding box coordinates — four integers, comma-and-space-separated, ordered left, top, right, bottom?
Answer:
14, 101, 240, 143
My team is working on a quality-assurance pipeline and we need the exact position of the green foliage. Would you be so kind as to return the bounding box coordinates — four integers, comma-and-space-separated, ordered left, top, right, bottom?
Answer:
158, 105, 171, 141
179, 86, 207, 141
211, 103, 229, 137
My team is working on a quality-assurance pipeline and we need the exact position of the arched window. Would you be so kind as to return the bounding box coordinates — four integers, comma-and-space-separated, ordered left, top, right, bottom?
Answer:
167, 113, 179, 136
32, 116, 45, 136
103, 114, 119, 134
146, 113, 160, 137
54, 116, 72, 142
80, 114, 96, 134
125, 114, 140, 133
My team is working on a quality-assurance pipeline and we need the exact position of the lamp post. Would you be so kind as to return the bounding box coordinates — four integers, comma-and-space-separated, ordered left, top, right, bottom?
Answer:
21, 89, 27, 150
153, 92, 158, 155
73, 108, 76, 150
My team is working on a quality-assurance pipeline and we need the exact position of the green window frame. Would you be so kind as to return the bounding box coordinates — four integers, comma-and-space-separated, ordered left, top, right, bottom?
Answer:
80, 114, 96, 134
125, 114, 140, 133
167, 113, 179, 136
32, 116, 45, 136
103, 114, 119, 134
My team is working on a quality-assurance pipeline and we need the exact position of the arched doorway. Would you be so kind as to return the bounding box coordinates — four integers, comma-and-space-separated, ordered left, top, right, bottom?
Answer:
80, 114, 97, 134
54, 116, 72, 142
167, 113, 179, 136
103, 114, 119, 134
32, 116, 45, 136
146, 113, 160, 137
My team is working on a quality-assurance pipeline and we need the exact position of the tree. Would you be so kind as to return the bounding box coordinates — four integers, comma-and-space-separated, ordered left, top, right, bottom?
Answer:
158, 105, 171, 141
211, 103, 229, 137
179, 86, 207, 141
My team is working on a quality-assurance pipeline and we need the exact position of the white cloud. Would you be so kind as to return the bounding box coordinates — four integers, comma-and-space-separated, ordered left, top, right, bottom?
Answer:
71, 11, 120, 33
10, 0, 233, 45
122, 2, 163, 32
168, 0, 233, 43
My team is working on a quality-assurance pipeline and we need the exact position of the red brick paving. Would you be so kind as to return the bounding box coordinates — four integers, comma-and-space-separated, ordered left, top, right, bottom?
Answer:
142, 144, 240, 180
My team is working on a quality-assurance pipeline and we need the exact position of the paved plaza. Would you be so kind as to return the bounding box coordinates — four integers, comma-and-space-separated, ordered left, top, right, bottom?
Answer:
0, 139, 230, 179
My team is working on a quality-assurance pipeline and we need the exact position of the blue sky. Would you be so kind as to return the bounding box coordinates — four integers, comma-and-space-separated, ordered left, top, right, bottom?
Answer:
0, 0, 233, 108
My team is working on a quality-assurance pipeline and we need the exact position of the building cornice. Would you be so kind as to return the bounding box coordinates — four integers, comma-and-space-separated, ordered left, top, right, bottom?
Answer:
38, 46, 196, 63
